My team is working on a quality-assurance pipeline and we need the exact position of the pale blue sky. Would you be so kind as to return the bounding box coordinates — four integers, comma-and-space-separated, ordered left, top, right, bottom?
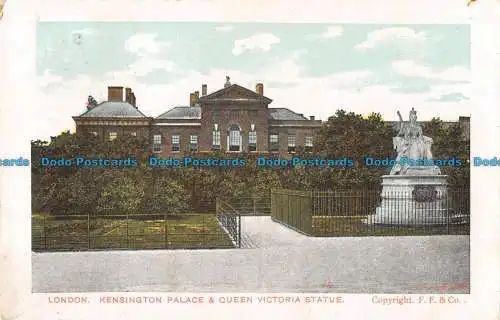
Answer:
36, 22, 470, 138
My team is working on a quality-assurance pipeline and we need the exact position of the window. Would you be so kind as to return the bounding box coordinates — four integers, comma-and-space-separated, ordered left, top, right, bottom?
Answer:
248, 131, 257, 152
189, 135, 198, 152
288, 135, 296, 153
171, 135, 181, 152
305, 136, 313, 152
269, 134, 279, 152
153, 134, 162, 153
248, 110, 258, 119
230, 110, 239, 119
228, 124, 241, 152
130, 132, 137, 136
213, 109, 220, 121
109, 132, 117, 141
212, 130, 221, 151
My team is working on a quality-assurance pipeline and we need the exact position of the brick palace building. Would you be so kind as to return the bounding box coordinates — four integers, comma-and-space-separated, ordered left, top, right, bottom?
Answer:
72, 77, 470, 156
73, 77, 322, 156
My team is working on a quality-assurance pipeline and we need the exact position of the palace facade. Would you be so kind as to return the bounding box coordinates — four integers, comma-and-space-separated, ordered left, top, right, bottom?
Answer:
72, 77, 470, 156
73, 77, 322, 156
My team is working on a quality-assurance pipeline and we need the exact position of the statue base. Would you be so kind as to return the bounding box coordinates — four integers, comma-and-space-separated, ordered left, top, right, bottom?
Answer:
391, 164, 441, 176
365, 172, 451, 225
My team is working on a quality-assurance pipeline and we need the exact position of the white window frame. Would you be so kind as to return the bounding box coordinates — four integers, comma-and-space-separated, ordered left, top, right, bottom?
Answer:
189, 135, 198, 152
212, 130, 221, 150
305, 136, 313, 147
305, 136, 313, 152
227, 125, 241, 152
248, 131, 257, 152
288, 135, 296, 153
153, 134, 162, 153
269, 134, 279, 152
109, 132, 117, 141
171, 135, 181, 152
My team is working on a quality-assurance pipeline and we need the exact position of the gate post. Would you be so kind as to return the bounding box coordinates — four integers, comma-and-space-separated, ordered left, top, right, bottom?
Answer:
126, 211, 129, 248
302, 191, 313, 235
238, 214, 241, 248
87, 213, 90, 250
163, 212, 168, 249
270, 189, 276, 219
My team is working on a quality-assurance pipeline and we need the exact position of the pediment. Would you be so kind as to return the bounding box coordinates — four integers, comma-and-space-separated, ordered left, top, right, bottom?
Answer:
199, 84, 272, 103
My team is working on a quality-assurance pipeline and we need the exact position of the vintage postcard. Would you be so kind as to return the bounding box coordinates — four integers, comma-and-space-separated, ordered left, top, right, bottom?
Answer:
1, 0, 500, 319
32, 20, 473, 290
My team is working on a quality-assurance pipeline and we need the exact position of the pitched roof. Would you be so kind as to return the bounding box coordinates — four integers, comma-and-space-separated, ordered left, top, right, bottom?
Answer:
156, 106, 201, 119
155, 106, 308, 121
269, 108, 308, 121
78, 101, 147, 118
198, 84, 272, 104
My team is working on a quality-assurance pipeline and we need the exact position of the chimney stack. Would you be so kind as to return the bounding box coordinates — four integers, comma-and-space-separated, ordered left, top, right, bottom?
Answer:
310, 116, 315, 121
108, 86, 124, 101
190, 93, 195, 107
194, 91, 200, 102
131, 92, 136, 108
256, 83, 264, 95
125, 88, 132, 104
202, 84, 207, 96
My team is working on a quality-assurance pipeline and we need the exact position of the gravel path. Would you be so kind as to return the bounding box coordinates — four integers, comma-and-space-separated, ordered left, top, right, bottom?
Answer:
32, 217, 470, 293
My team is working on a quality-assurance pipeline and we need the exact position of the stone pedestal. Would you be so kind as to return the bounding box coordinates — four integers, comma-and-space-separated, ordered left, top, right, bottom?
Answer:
365, 174, 450, 225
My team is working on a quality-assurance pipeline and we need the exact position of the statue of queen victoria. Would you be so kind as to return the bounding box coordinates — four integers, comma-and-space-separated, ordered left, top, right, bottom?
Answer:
366, 108, 449, 225
390, 108, 440, 175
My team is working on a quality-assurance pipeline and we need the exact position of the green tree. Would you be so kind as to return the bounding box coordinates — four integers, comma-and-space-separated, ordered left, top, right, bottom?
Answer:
441, 123, 470, 188
252, 168, 281, 201
31, 110, 469, 215
422, 118, 469, 188
142, 176, 190, 215
312, 110, 393, 187
96, 174, 145, 216
422, 118, 447, 157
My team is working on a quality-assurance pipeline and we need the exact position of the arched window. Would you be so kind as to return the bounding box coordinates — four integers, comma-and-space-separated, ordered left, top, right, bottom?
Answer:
227, 124, 241, 152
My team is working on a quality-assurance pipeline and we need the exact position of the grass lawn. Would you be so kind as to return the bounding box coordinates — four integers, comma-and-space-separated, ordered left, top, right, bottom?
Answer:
311, 216, 470, 237
32, 213, 235, 251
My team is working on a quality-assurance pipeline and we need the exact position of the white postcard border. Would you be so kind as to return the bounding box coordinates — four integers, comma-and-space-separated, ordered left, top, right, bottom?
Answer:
1, 0, 499, 319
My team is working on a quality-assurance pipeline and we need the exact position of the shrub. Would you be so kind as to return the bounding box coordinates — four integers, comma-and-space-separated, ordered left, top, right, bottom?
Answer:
141, 176, 190, 215
96, 175, 145, 216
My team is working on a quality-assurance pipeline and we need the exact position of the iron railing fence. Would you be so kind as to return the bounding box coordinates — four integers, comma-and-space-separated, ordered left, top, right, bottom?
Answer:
215, 199, 242, 247
32, 212, 236, 252
271, 187, 470, 237
218, 197, 271, 216
271, 189, 313, 235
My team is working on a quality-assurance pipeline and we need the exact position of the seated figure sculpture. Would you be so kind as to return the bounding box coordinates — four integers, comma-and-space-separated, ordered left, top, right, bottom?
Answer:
390, 108, 440, 175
